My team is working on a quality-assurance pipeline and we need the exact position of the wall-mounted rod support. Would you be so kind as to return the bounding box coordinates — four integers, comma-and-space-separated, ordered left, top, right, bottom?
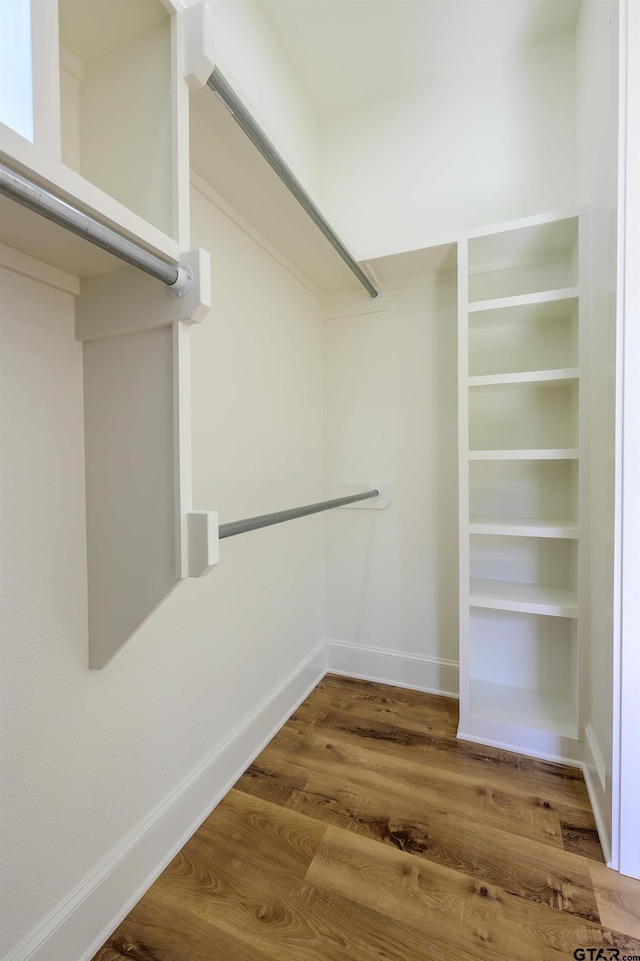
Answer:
219, 489, 379, 540
0, 161, 185, 289
207, 68, 379, 300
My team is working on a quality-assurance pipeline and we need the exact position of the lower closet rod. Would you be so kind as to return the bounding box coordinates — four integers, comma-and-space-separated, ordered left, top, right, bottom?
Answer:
0, 162, 190, 293
219, 489, 379, 539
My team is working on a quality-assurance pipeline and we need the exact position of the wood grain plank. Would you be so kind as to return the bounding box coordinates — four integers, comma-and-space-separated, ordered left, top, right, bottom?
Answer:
558, 805, 606, 862
93, 891, 275, 961
92, 676, 630, 961
306, 826, 640, 961
154, 824, 460, 961
197, 788, 326, 878
590, 862, 640, 940
288, 774, 600, 921
260, 725, 565, 847
312, 706, 592, 812
235, 757, 309, 808
307, 674, 459, 739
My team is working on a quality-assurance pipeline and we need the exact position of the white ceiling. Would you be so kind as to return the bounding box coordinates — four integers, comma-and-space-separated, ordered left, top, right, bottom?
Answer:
258, 0, 581, 119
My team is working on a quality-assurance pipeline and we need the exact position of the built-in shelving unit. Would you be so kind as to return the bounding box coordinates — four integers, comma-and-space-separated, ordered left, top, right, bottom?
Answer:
458, 210, 589, 760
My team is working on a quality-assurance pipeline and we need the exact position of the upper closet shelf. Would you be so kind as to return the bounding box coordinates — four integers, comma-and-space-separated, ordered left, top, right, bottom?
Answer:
189, 74, 376, 297
0, 0, 184, 277
468, 216, 579, 303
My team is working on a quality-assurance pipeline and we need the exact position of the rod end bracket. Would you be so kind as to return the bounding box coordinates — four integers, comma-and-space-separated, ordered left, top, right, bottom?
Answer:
167, 265, 193, 299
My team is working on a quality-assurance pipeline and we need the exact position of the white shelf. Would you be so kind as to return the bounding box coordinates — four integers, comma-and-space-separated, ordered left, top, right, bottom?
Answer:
469, 516, 578, 538
468, 368, 579, 389
0, 126, 180, 277
469, 679, 578, 738
470, 578, 578, 617
469, 449, 579, 460
468, 286, 580, 314
467, 218, 579, 302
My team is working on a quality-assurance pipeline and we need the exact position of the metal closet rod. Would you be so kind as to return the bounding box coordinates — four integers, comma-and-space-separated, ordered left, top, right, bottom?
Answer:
207, 68, 379, 300
219, 489, 379, 539
0, 161, 188, 290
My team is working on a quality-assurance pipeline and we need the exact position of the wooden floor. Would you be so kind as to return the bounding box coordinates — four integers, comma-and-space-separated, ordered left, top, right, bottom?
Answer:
94, 675, 640, 961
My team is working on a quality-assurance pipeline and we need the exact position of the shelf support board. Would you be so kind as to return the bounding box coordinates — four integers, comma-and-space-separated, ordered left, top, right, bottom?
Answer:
75, 250, 217, 669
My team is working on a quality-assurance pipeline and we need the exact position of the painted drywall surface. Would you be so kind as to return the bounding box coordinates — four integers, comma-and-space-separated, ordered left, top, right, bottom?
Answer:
575, 0, 619, 849
211, 0, 321, 202
0, 192, 324, 954
320, 31, 577, 257
323, 280, 459, 669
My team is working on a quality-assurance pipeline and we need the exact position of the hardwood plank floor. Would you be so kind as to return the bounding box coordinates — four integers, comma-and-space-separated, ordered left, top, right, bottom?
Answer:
93, 675, 640, 961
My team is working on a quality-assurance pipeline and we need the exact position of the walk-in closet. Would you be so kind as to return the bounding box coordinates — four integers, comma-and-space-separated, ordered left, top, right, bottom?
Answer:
1, 1, 638, 959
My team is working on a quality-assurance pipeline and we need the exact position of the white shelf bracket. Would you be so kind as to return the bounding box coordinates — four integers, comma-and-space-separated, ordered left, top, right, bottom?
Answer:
187, 511, 219, 576
183, 0, 216, 92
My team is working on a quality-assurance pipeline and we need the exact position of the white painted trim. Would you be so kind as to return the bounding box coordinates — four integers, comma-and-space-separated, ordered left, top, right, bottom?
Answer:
190, 171, 322, 301
0, 243, 80, 294
584, 723, 606, 793
325, 639, 459, 698
582, 756, 613, 867
615, 0, 640, 882
583, 718, 612, 867
457, 731, 583, 769
456, 717, 583, 766
4, 641, 327, 961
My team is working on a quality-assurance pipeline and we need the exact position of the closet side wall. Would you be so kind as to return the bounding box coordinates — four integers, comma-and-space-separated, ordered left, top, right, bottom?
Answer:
0, 193, 324, 957
323, 280, 459, 693
320, 31, 577, 257
575, 0, 620, 858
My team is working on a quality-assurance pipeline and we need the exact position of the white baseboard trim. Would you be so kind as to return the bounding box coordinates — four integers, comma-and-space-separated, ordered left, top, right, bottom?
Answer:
582, 724, 612, 866
456, 730, 584, 767
4, 641, 327, 961
584, 723, 606, 792
325, 639, 459, 698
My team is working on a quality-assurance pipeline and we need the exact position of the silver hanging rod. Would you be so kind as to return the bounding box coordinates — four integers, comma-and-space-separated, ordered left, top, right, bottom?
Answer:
219, 489, 379, 540
207, 68, 379, 300
0, 161, 191, 295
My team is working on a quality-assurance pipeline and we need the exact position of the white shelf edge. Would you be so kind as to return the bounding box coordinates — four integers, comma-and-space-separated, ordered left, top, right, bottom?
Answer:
469, 577, 578, 617
469, 449, 579, 461
468, 368, 579, 389
467, 286, 580, 314
469, 516, 579, 538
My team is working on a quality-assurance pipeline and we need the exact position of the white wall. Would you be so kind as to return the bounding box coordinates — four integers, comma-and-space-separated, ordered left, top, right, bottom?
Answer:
575, 0, 620, 859
320, 31, 577, 257
211, 0, 321, 201
0, 186, 324, 956
323, 279, 459, 692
